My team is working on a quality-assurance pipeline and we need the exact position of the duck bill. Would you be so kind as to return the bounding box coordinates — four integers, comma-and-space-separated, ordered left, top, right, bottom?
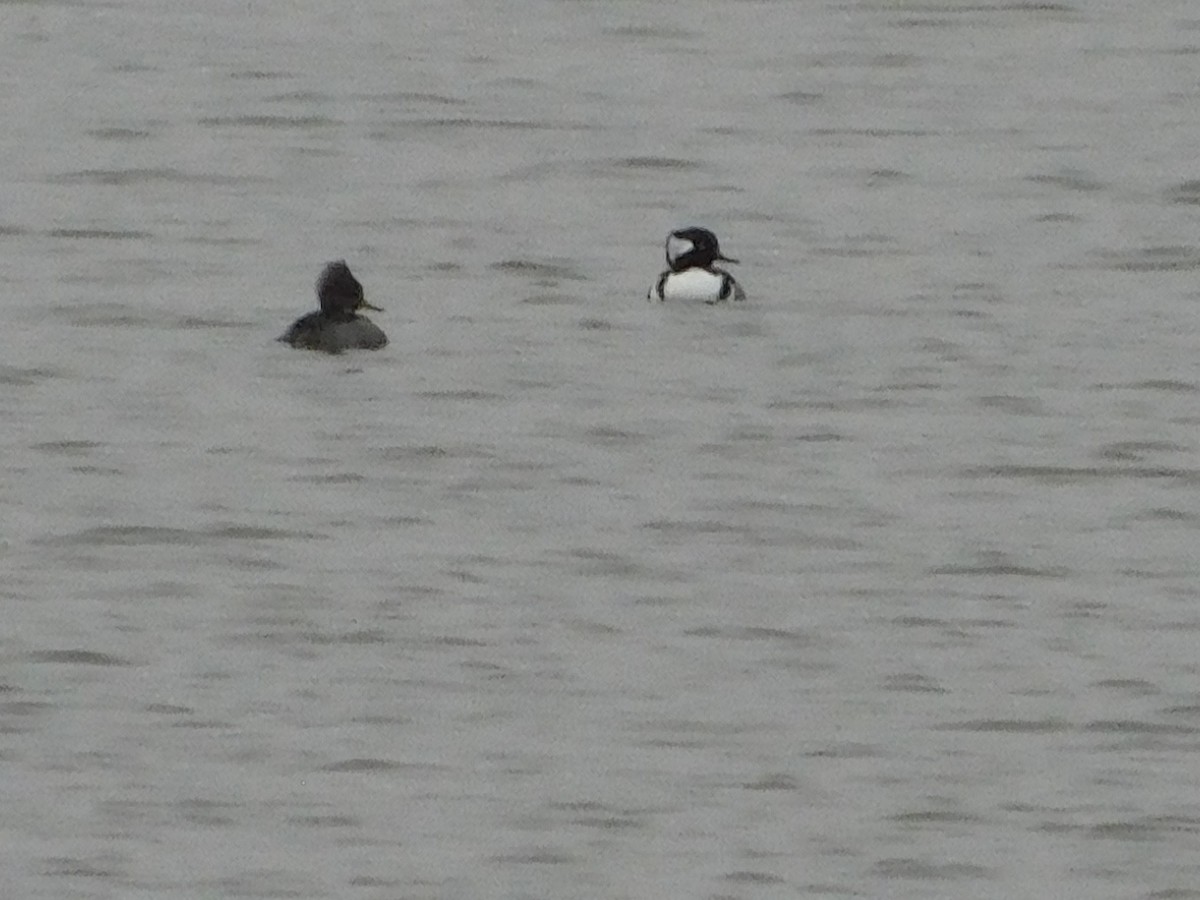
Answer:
716, 253, 739, 265
361, 300, 384, 312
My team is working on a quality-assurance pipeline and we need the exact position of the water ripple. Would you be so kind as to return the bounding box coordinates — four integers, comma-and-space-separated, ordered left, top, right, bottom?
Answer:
47, 168, 267, 187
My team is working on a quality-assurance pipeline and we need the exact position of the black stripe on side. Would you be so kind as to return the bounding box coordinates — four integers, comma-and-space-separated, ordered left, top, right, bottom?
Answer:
651, 271, 669, 301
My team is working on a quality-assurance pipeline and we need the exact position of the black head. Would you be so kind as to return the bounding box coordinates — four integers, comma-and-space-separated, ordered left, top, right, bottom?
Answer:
664, 227, 738, 273
315, 260, 382, 317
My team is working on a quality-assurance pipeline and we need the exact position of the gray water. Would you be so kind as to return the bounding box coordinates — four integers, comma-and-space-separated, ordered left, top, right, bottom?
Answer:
4, 1, 1200, 897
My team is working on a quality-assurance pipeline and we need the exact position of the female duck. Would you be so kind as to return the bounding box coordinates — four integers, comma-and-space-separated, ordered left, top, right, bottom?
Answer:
647, 227, 745, 304
280, 261, 387, 353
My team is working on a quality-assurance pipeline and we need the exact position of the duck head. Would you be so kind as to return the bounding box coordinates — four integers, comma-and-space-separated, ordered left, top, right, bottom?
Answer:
665, 227, 738, 273
316, 260, 383, 317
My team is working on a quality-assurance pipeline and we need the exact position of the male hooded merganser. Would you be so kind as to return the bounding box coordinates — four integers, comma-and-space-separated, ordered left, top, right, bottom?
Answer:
279, 260, 388, 353
647, 227, 745, 303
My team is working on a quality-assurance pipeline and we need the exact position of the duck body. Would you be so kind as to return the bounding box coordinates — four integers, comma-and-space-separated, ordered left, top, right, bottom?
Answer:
279, 311, 388, 353
651, 266, 745, 303
647, 227, 745, 304
279, 260, 388, 353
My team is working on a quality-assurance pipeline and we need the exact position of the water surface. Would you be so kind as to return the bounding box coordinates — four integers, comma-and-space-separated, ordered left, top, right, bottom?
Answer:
4, 1, 1200, 897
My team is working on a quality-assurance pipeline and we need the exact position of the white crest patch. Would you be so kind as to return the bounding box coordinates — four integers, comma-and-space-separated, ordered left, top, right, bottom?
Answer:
666, 234, 694, 266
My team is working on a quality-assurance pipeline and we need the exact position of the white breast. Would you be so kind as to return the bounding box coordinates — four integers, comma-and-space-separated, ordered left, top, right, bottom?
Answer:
659, 268, 732, 303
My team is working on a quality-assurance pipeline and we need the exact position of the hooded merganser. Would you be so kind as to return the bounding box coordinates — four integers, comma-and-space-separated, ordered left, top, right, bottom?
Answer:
647, 227, 745, 304
279, 260, 388, 353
